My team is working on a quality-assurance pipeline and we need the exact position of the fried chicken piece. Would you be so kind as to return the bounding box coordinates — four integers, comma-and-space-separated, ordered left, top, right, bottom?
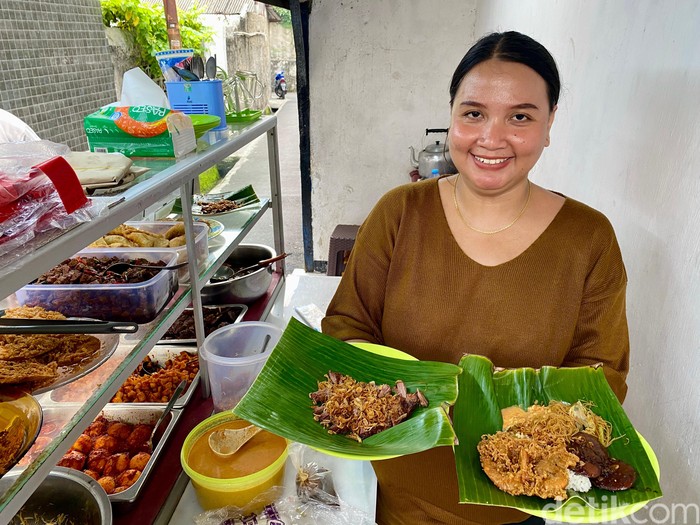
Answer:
71, 433, 93, 454
85, 416, 109, 438
113, 485, 128, 494
107, 421, 133, 441
84, 469, 100, 481
127, 424, 153, 453
129, 452, 151, 471
93, 435, 119, 454
87, 449, 110, 475
103, 453, 130, 477
97, 476, 116, 494
116, 469, 141, 488
57, 450, 87, 470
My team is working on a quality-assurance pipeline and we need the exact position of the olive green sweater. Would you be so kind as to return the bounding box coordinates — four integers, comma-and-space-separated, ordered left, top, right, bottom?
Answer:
322, 178, 630, 525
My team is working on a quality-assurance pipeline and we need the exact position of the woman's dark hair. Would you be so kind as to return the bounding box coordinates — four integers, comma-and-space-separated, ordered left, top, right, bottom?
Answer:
449, 31, 560, 110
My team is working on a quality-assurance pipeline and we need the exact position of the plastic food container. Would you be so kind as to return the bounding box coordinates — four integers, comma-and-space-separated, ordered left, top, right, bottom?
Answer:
84, 221, 209, 282
15, 249, 179, 324
200, 321, 282, 412
181, 411, 288, 511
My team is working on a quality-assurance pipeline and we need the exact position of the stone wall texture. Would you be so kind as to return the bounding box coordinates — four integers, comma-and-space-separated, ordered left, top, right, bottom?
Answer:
0, 0, 115, 150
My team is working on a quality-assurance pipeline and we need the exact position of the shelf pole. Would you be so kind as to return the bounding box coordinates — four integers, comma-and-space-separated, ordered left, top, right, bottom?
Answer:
180, 179, 210, 398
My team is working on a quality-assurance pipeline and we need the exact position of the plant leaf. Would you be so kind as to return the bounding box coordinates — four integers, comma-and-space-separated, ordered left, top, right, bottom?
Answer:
454, 354, 662, 520
233, 318, 461, 459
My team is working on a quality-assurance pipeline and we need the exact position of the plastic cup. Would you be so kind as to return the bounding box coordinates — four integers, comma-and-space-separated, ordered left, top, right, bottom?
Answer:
200, 321, 282, 412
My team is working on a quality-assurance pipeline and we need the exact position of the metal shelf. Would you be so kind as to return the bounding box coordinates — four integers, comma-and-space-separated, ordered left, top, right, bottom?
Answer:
0, 116, 285, 522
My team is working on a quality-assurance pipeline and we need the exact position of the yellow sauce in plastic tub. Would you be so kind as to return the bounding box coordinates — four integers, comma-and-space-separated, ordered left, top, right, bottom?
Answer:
181, 412, 288, 510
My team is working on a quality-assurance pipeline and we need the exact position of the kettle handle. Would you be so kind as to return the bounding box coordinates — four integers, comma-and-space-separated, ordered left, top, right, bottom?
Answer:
425, 128, 449, 135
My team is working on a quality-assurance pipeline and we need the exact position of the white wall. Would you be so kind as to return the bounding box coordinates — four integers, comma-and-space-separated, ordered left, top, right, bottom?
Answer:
309, 0, 700, 514
309, 0, 477, 259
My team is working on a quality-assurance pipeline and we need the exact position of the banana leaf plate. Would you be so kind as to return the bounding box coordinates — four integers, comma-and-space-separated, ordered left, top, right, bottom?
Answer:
232, 318, 461, 460
454, 355, 662, 523
172, 184, 260, 217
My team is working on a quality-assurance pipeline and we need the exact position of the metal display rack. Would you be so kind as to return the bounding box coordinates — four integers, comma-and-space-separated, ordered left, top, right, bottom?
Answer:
0, 115, 286, 522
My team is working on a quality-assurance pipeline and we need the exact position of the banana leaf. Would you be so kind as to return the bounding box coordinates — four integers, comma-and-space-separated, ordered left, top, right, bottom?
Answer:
454, 354, 662, 522
233, 318, 461, 459
172, 184, 260, 214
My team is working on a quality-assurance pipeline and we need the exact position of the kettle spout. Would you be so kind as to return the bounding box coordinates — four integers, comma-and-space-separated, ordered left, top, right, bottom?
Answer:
408, 146, 419, 168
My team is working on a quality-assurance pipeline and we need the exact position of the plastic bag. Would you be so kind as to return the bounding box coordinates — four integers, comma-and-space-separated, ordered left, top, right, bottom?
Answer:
0, 140, 100, 257
194, 444, 376, 525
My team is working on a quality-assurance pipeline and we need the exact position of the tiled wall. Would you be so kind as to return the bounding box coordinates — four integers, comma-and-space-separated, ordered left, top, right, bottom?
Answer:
0, 0, 115, 150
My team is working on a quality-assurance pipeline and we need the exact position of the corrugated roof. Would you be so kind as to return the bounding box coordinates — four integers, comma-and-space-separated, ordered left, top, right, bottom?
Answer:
141, 0, 254, 15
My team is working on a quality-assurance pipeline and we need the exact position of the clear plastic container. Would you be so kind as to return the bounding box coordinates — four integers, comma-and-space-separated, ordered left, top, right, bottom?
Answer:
84, 221, 209, 282
200, 322, 282, 412
15, 249, 179, 323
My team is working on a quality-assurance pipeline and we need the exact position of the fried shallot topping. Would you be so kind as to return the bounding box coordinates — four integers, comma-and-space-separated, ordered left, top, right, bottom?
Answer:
310, 371, 428, 442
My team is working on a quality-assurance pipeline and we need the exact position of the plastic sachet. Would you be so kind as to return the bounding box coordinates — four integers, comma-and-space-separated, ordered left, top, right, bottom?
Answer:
194, 443, 376, 525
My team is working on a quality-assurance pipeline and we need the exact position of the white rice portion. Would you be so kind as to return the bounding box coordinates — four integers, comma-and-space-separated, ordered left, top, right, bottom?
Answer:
566, 470, 592, 493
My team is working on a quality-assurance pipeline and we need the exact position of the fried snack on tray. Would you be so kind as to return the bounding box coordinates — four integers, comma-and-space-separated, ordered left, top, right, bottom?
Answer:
89, 223, 187, 248
0, 334, 61, 360
110, 352, 198, 403
0, 360, 58, 385
0, 306, 102, 390
59, 415, 154, 494
1, 306, 66, 320
310, 371, 429, 443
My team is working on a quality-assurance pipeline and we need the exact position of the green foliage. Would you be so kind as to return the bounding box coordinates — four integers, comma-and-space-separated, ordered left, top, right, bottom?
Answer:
101, 0, 214, 80
272, 6, 292, 29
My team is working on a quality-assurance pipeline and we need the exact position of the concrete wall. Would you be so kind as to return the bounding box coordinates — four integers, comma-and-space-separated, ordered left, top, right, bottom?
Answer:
269, 21, 296, 92
0, 0, 115, 150
226, 9, 271, 110
471, 0, 700, 514
308, 0, 700, 514
309, 0, 477, 260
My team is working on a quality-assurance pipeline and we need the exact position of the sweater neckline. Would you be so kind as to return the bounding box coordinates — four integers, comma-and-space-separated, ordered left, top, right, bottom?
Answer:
433, 179, 571, 269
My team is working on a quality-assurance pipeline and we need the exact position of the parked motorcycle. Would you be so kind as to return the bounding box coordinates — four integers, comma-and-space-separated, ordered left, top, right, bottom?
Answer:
274, 71, 287, 99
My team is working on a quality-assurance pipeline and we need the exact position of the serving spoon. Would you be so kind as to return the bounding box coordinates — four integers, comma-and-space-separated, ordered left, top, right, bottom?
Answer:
103, 260, 189, 274
208, 424, 262, 458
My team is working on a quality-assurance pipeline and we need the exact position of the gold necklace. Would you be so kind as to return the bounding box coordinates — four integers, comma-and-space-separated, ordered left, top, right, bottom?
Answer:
452, 175, 532, 235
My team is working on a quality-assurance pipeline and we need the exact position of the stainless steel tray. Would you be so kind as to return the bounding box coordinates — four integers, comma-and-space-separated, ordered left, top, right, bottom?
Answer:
30, 404, 182, 507
100, 404, 183, 507
157, 304, 247, 344
48, 346, 198, 409
108, 346, 199, 409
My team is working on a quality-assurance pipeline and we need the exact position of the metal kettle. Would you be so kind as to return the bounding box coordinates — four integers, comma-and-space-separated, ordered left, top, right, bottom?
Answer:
409, 128, 457, 178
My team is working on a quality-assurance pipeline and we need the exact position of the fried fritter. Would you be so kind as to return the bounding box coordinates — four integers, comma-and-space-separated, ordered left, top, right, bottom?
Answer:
478, 432, 578, 501
0, 359, 58, 385
1, 306, 66, 320
0, 334, 61, 361
50, 335, 101, 366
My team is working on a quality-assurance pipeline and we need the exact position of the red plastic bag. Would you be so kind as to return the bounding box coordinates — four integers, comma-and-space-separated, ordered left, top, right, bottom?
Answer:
0, 141, 91, 254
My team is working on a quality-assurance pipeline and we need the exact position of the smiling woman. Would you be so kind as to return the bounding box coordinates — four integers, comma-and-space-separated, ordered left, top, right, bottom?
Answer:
323, 31, 631, 525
